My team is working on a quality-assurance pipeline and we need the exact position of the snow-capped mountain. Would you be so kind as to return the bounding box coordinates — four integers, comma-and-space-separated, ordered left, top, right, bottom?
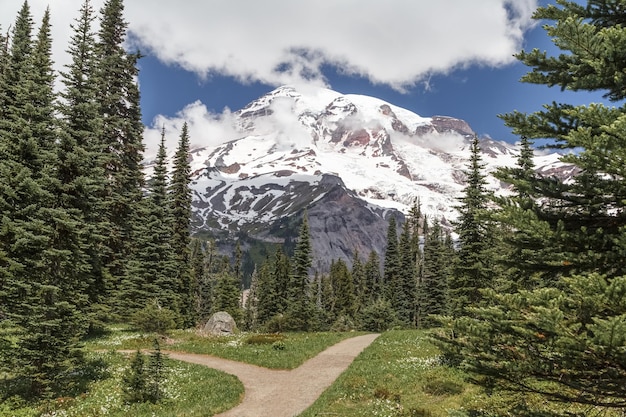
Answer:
181, 85, 566, 270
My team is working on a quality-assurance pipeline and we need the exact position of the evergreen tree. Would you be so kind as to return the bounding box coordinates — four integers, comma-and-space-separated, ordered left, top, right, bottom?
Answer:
196, 239, 216, 322
122, 131, 177, 316
188, 238, 205, 325
448, 136, 495, 317
211, 259, 242, 324
396, 220, 417, 327
254, 258, 275, 326
419, 219, 448, 328
350, 252, 366, 314
0, 23, 8, 115
243, 266, 259, 331
285, 214, 313, 330
0, 6, 88, 397
437, 1, 626, 413
382, 216, 400, 302
96, 0, 145, 313
58, 0, 109, 330
169, 122, 194, 326
363, 250, 382, 303
329, 259, 356, 320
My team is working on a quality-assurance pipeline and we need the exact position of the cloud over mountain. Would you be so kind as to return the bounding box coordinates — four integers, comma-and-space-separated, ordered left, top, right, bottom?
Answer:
1, 1, 537, 91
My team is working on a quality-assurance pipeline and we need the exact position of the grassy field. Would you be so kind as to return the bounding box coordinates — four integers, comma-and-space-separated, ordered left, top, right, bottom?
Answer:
299, 329, 476, 417
1, 351, 243, 417
86, 327, 362, 369
8, 327, 614, 416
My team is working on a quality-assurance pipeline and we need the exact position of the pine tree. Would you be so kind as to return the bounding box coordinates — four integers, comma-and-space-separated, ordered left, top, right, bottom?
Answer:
363, 250, 382, 303
169, 122, 194, 326
382, 216, 400, 302
448, 136, 495, 317
419, 219, 448, 328
188, 238, 205, 325
285, 214, 313, 330
254, 258, 275, 326
243, 266, 259, 331
350, 252, 366, 314
211, 259, 243, 324
96, 0, 145, 314
395, 220, 417, 327
0, 6, 88, 397
58, 0, 109, 330
436, 1, 626, 413
123, 131, 178, 316
329, 259, 356, 320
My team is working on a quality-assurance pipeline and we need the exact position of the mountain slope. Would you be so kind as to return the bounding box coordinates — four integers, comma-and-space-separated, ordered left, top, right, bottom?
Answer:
177, 85, 565, 271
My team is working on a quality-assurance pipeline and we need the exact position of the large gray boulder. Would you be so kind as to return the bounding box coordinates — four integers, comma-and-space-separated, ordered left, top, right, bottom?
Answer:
203, 311, 237, 335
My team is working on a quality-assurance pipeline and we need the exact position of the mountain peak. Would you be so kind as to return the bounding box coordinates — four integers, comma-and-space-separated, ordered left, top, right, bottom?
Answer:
184, 85, 567, 270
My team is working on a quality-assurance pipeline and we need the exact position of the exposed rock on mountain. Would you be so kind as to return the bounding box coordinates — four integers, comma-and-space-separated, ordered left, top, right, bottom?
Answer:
176, 85, 567, 272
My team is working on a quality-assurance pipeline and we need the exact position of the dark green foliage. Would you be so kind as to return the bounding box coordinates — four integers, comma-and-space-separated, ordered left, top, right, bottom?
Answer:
285, 214, 313, 330
211, 259, 243, 324
396, 220, 418, 326
0, 5, 89, 398
436, 1, 626, 414
170, 122, 194, 326
58, 0, 109, 332
363, 250, 382, 302
96, 0, 145, 308
124, 130, 178, 318
449, 136, 495, 317
358, 298, 398, 332
122, 350, 147, 404
329, 259, 356, 320
131, 301, 177, 334
122, 340, 166, 404
418, 219, 448, 328
437, 273, 626, 409
383, 216, 400, 301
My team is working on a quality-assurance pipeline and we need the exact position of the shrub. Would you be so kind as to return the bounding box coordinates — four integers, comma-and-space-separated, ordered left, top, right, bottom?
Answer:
131, 301, 177, 334
330, 315, 356, 332
271, 340, 286, 351
122, 339, 167, 404
358, 299, 398, 332
263, 314, 286, 333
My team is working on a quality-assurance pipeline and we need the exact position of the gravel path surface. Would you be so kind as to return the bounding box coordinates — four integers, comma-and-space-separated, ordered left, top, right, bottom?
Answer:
161, 333, 380, 417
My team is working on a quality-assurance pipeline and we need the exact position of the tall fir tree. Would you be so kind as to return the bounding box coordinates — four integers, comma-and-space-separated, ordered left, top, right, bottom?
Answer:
396, 220, 417, 327
448, 136, 495, 317
436, 1, 626, 413
363, 250, 382, 303
350, 252, 366, 314
418, 219, 448, 328
58, 0, 110, 330
122, 130, 178, 316
169, 122, 194, 326
96, 0, 145, 314
329, 259, 356, 321
382, 216, 400, 302
285, 214, 313, 330
0, 6, 88, 397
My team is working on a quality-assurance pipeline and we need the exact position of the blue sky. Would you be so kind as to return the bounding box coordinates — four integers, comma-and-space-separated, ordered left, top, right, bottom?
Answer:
1, 0, 612, 151
137, 6, 608, 145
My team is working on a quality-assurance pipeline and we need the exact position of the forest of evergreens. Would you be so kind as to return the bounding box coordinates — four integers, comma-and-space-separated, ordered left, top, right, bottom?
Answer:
1, 0, 625, 416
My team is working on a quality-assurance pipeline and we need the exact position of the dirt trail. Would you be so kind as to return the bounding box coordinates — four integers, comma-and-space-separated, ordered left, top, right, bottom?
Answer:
161, 333, 379, 417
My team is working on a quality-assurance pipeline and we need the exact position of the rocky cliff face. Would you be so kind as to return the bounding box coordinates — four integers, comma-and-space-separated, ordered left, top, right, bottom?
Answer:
176, 85, 567, 272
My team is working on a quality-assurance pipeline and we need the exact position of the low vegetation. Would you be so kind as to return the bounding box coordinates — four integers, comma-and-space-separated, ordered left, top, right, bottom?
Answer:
0, 351, 243, 417
86, 326, 362, 369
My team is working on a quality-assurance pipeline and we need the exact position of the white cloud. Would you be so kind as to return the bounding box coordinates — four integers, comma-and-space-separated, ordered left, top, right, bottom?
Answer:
1, 0, 538, 92
142, 101, 241, 160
